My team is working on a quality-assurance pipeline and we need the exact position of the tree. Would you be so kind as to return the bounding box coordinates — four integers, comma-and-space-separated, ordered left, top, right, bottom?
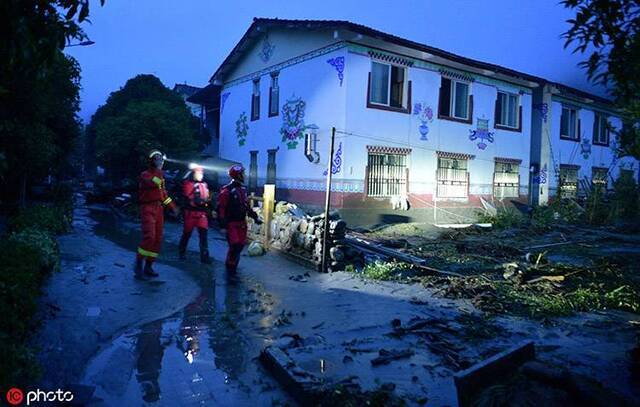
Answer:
90, 74, 199, 181
562, 0, 640, 159
0, 0, 103, 204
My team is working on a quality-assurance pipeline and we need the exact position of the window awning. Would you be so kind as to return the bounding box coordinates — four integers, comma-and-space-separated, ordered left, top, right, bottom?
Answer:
367, 145, 412, 155
495, 157, 522, 164
436, 151, 475, 160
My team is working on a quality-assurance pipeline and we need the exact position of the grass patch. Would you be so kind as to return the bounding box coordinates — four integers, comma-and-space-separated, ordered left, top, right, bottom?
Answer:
476, 207, 525, 230
358, 261, 413, 281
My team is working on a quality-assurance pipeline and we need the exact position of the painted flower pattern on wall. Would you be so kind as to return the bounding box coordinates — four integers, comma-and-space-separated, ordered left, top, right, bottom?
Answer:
580, 138, 592, 159
235, 112, 248, 147
413, 102, 434, 140
259, 37, 275, 63
533, 163, 548, 185
323, 142, 343, 176
327, 56, 345, 86
280, 96, 308, 149
469, 118, 495, 150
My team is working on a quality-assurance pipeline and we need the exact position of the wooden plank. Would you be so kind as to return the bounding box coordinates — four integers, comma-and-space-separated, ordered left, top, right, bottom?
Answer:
454, 341, 535, 407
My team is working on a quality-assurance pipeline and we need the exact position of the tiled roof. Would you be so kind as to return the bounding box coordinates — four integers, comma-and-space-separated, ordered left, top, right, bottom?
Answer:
211, 18, 613, 106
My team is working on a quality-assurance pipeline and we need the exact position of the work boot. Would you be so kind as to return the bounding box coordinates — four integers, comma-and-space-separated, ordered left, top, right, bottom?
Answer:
198, 229, 211, 264
134, 257, 146, 280
144, 260, 159, 277
178, 234, 188, 260
200, 249, 212, 264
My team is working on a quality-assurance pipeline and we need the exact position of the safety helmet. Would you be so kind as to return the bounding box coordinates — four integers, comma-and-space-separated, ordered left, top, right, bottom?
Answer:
148, 150, 166, 160
228, 164, 245, 182
188, 163, 204, 172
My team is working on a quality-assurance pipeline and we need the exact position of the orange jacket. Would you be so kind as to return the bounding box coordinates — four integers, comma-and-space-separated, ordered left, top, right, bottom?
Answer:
138, 167, 176, 210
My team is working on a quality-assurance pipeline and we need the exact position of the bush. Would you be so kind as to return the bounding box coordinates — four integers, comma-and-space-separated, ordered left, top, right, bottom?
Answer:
611, 173, 640, 221
0, 225, 60, 386
476, 207, 525, 229
9, 203, 71, 234
531, 198, 583, 229
359, 260, 412, 281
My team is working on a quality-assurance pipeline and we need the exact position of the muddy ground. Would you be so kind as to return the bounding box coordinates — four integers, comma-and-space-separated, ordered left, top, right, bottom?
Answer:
31, 197, 640, 406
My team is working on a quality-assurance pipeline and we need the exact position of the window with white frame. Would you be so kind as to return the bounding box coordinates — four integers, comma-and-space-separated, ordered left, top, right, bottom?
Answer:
559, 165, 579, 198
251, 78, 260, 121
494, 160, 520, 199
366, 151, 408, 197
269, 73, 279, 117
495, 91, 520, 129
593, 113, 609, 145
369, 61, 407, 109
560, 106, 579, 140
438, 77, 471, 121
591, 167, 608, 189
436, 156, 469, 198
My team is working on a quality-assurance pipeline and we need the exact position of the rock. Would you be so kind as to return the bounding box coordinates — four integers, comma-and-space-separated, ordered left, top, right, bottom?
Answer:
343, 355, 354, 363
391, 318, 402, 328
247, 241, 266, 256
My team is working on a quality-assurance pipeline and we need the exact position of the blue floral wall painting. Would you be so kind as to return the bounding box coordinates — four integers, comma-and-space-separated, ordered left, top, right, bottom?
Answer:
413, 102, 434, 141
235, 112, 248, 147
259, 36, 275, 63
323, 142, 343, 176
469, 118, 494, 150
580, 138, 592, 159
280, 96, 308, 150
327, 56, 345, 86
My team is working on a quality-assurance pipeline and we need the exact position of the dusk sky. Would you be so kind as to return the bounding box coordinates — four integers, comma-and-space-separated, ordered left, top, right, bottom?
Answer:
65, 0, 606, 123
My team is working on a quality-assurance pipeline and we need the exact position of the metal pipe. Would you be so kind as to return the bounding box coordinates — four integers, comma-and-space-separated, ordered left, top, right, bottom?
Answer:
321, 127, 336, 273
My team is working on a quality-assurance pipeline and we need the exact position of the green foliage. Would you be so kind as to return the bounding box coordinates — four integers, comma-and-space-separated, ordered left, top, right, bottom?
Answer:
359, 261, 412, 281
90, 75, 199, 180
562, 0, 640, 159
531, 198, 583, 230
611, 171, 640, 221
9, 204, 71, 235
8, 228, 59, 271
476, 207, 525, 230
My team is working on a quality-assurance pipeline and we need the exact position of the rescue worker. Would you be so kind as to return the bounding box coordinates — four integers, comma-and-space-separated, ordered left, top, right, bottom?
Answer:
217, 164, 262, 273
178, 164, 212, 264
135, 150, 179, 279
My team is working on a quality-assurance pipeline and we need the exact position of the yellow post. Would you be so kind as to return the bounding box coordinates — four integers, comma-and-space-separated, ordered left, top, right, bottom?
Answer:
263, 184, 275, 248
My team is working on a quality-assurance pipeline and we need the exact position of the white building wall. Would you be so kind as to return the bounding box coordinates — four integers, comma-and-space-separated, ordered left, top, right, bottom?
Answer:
219, 46, 348, 194
343, 49, 532, 201
546, 100, 637, 195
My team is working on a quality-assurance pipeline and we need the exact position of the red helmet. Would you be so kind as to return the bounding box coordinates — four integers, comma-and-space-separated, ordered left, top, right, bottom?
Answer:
228, 164, 245, 182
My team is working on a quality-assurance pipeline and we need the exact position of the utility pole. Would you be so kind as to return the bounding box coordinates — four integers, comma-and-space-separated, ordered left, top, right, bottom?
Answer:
321, 127, 336, 273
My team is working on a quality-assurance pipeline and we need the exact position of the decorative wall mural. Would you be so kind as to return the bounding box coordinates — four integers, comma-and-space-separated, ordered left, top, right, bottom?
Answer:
323, 142, 343, 176
327, 56, 345, 86
534, 103, 548, 123
580, 138, 592, 159
413, 102, 434, 141
220, 92, 230, 114
469, 118, 495, 150
280, 96, 308, 149
235, 112, 248, 146
533, 163, 548, 185
259, 36, 275, 63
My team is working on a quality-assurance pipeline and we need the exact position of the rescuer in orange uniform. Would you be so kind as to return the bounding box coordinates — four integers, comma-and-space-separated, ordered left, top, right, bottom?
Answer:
134, 150, 179, 279
217, 164, 262, 273
178, 164, 212, 264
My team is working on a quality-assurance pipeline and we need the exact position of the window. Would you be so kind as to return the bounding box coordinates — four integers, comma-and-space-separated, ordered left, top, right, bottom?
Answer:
368, 61, 409, 111
560, 107, 579, 140
437, 156, 469, 198
266, 149, 277, 185
593, 113, 609, 145
268, 73, 279, 117
494, 160, 520, 199
592, 167, 608, 189
495, 91, 521, 130
249, 151, 258, 192
559, 165, 579, 198
438, 77, 472, 122
366, 152, 408, 197
251, 78, 260, 121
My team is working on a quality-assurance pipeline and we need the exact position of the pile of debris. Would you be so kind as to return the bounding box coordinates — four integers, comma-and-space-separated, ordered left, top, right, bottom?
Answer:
269, 201, 363, 271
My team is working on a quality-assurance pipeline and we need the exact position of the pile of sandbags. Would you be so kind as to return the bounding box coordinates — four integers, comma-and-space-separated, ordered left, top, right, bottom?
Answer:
269, 201, 363, 272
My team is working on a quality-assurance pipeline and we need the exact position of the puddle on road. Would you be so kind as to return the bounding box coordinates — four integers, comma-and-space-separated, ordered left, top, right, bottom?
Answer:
81, 206, 282, 405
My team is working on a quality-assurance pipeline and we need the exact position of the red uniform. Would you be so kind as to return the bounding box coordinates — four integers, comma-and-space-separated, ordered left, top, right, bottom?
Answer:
178, 177, 212, 262
217, 180, 258, 272
136, 167, 176, 263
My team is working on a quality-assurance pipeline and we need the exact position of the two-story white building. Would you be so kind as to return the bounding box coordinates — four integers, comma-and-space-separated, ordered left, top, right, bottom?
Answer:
198, 18, 637, 225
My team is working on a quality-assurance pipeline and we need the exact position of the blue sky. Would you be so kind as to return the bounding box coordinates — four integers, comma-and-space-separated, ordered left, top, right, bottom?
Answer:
66, 0, 605, 122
